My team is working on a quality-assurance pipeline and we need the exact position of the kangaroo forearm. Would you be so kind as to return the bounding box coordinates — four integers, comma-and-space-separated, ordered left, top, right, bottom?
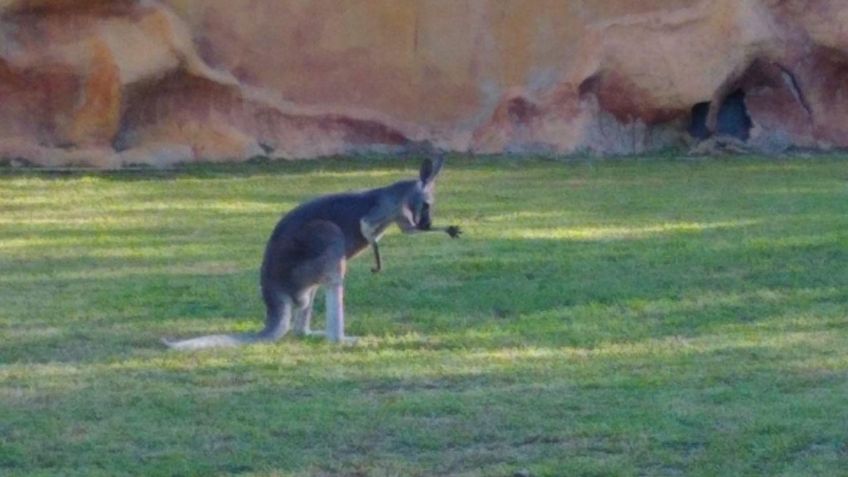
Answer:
371, 242, 382, 273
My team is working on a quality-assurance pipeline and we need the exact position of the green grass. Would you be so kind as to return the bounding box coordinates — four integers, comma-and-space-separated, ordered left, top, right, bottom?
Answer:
1, 155, 847, 476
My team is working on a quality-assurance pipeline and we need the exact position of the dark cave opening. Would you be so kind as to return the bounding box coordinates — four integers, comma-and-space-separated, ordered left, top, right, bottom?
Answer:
688, 101, 711, 140
688, 89, 753, 141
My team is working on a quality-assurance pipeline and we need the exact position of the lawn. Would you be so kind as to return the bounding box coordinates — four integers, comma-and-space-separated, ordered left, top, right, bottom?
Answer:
1, 155, 847, 476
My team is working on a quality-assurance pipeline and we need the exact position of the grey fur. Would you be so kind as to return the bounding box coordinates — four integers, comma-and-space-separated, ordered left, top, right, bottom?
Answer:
163, 156, 460, 349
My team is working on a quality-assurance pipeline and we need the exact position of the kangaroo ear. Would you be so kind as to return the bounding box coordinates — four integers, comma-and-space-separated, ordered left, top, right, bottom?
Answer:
419, 154, 445, 184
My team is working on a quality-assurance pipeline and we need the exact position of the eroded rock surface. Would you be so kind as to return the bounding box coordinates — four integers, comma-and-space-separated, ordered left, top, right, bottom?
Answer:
1, 0, 847, 167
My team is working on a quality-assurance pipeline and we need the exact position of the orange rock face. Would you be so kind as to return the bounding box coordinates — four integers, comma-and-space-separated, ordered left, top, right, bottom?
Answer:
1, 0, 847, 167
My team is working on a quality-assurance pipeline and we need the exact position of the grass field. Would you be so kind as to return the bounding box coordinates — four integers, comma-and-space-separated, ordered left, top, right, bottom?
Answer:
1, 155, 847, 476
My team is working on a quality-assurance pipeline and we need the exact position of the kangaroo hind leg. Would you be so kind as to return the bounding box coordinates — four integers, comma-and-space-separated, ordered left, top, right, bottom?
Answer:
293, 286, 320, 337
325, 266, 357, 344
288, 220, 352, 343
258, 286, 293, 341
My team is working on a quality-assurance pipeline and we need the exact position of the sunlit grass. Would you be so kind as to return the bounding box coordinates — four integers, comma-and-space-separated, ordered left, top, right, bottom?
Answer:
506, 219, 760, 240
1, 155, 848, 476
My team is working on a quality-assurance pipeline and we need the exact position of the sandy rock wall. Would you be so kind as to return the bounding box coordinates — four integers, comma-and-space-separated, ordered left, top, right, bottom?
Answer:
1, 0, 847, 167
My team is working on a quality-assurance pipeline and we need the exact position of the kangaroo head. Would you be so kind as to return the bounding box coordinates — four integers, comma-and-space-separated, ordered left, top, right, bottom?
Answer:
397, 154, 444, 232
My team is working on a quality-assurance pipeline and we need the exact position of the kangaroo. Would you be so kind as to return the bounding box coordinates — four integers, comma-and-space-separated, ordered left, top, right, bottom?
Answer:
163, 155, 460, 349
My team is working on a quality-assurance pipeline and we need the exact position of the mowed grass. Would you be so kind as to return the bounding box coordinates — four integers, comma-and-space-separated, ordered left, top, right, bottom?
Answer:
1, 155, 847, 476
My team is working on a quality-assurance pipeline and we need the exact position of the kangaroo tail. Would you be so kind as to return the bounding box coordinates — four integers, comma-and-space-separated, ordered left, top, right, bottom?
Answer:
165, 290, 292, 350
161, 332, 270, 350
